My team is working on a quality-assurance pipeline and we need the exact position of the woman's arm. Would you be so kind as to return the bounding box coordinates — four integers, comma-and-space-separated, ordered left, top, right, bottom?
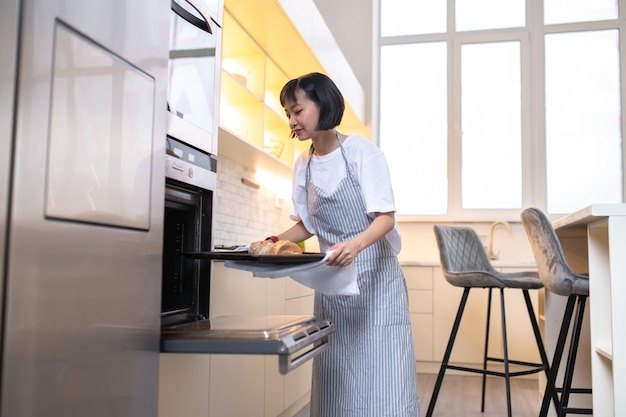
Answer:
326, 211, 395, 267
272, 220, 314, 244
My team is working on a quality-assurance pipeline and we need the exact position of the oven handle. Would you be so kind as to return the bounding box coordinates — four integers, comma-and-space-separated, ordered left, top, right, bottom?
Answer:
278, 335, 330, 375
172, 0, 212, 34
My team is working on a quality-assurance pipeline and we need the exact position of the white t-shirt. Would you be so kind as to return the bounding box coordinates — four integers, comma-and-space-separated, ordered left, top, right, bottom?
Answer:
289, 134, 402, 254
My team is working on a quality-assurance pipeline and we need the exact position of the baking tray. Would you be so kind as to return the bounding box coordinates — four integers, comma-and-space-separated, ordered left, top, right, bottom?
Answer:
182, 251, 326, 264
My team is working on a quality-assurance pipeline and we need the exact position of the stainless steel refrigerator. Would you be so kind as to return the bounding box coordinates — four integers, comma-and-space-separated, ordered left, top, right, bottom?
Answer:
0, 1, 170, 416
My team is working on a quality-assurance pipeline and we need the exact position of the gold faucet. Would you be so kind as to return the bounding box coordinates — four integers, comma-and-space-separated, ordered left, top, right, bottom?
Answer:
486, 220, 512, 260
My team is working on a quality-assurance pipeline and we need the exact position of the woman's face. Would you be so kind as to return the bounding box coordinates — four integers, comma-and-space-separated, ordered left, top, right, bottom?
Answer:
283, 88, 320, 141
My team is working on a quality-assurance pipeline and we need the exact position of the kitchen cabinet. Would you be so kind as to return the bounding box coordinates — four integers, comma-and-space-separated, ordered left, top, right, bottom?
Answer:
217, 0, 368, 174
212, 263, 314, 417
219, 11, 299, 167
158, 264, 314, 417
403, 265, 541, 376
404, 266, 435, 362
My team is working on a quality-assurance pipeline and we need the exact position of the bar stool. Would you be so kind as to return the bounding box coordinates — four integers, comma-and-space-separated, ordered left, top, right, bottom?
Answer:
521, 207, 592, 416
427, 225, 554, 417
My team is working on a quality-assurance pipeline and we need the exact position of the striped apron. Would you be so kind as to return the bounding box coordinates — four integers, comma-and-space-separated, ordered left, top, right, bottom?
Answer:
306, 133, 420, 417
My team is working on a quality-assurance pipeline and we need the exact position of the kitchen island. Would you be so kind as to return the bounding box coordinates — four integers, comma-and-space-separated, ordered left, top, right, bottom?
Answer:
552, 204, 626, 417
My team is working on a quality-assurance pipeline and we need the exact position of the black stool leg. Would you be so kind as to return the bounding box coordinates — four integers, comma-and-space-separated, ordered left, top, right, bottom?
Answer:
540, 295, 577, 417
521, 290, 560, 411
480, 288, 494, 412
559, 295, 588, 417
499, 288, 513, 417
426, 287, 471, 417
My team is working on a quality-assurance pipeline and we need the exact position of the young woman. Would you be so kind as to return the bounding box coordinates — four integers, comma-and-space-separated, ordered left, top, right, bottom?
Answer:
267, 72, 419, 416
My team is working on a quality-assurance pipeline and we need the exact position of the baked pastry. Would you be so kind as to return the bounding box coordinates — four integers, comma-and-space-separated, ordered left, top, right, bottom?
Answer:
249, 239, 274, 255
269, 240, 303, 255
249, 239, 303, 255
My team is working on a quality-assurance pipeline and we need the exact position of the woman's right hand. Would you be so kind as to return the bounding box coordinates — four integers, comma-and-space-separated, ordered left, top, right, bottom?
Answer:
326, 240, 359, 267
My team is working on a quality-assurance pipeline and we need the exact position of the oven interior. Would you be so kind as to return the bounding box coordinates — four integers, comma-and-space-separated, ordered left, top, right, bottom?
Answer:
161, 179, 211, 327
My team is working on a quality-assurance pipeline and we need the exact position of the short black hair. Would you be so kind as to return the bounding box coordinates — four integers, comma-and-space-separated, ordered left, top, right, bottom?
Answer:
280, 72, 345, 131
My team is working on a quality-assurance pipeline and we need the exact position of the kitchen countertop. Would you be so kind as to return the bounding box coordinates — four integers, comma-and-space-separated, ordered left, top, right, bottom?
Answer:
400, 260, 537, 269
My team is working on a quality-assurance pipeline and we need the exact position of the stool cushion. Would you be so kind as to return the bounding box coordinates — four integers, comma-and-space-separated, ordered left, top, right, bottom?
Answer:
521, 207, 589, 296
443, 269, 543, 289
434, 225, 544, 289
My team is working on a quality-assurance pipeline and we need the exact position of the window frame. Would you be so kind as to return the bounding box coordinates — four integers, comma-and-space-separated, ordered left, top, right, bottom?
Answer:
376, 0, 626, 221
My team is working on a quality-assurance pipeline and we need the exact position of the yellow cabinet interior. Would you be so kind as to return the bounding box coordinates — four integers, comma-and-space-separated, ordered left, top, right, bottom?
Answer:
218, 0, 368, 173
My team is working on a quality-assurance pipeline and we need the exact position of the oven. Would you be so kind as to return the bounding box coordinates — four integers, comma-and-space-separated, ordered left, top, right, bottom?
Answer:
161, 136, 214, 328
159, 135, 333, 374
159, 0, 334, 374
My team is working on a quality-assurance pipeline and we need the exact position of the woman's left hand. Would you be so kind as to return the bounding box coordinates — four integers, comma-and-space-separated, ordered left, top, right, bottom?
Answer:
326, 241, 359, 267
324, 212, 394, 267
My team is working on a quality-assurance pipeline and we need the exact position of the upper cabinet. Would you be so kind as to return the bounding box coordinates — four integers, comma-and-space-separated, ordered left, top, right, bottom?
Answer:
219, 10, 296, 167
218, 0, 369, 173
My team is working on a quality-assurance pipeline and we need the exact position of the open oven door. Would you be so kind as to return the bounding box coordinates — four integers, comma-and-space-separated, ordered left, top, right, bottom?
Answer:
160, 315, 334, 375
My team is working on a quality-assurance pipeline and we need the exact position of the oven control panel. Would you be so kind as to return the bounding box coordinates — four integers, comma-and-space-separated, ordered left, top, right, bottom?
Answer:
165, 136, 216, 191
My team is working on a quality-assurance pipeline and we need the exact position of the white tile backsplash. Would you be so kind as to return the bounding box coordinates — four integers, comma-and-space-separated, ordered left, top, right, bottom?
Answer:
213, 155, 295, 247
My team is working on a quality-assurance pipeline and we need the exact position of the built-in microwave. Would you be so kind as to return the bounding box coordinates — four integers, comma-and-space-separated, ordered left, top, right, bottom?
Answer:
167, 0, 221, 155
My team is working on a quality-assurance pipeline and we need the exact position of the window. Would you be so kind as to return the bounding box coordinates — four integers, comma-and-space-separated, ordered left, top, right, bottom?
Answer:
379, 43, 448, 214
379, 1, 624, 217
380, 0, 446, 36
456, 0, 525, 31
461, 41, 522, 209
544, 30, 622, 213
544, 0, 618, 24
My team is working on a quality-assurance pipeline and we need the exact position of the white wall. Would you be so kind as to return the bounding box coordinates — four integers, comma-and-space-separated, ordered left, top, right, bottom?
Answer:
213, 155, 296, 247
397, 221, 537, 266
314, 0, 373, 123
